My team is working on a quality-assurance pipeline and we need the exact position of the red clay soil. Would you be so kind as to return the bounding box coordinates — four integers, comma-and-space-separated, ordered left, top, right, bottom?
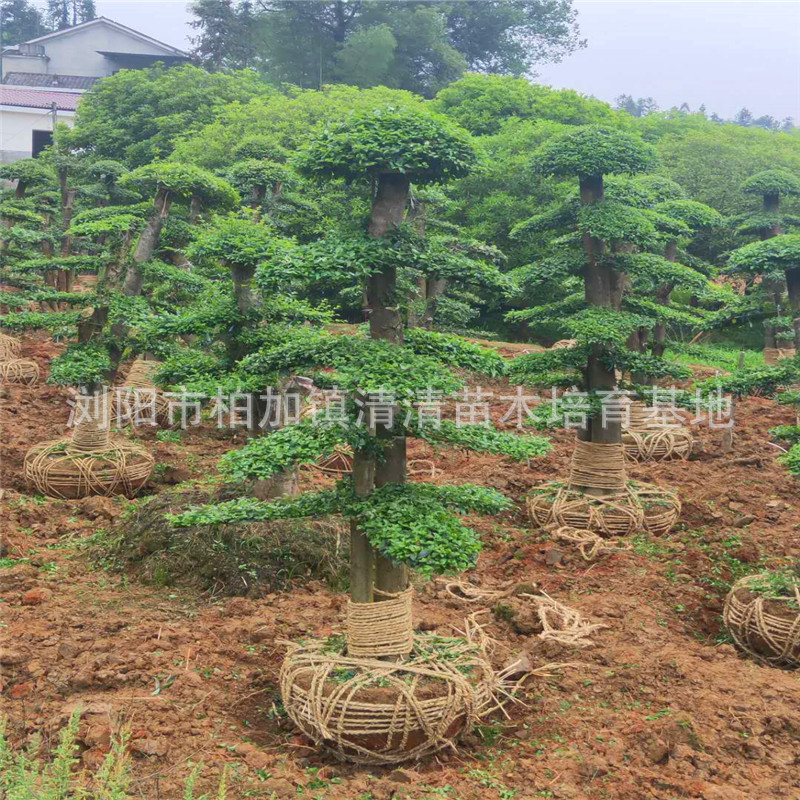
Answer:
2, 333, 800, 800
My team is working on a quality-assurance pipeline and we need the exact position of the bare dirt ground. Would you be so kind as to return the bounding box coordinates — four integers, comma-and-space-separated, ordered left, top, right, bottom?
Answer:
2, 332, 800, 800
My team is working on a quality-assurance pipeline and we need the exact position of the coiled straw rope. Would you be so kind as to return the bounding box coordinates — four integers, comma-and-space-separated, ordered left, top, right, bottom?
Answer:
347, 588, 414, 658
0, 334, 21, 361
280, 632, 497, 765
723, 575, 800, 667
567, 441, 627, 491
24, 392, 154, 499
528, 441, 680, 537
622, 402, 692, 462
115, 358, 171, 426
442, 582, 605, 649
550, 525, 631, 562
0, 359, 39, 386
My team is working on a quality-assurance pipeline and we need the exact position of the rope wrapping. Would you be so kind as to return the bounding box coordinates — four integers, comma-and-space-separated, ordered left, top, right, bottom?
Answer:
622, 402, 692, 462
528, 482, 680, 538
0, 359, 39, 386
723, 575, 800, 667
114, 358, 171, 426
25, 395, 153, 499
529, 441, 681, 537
308, 446, 353, 477
0, 334, 22, 360
346, 588, 414, 658
280, 633, 498, 765
551, 526, 632, 562
567, 441, 627, 491
24, 438, 154, 499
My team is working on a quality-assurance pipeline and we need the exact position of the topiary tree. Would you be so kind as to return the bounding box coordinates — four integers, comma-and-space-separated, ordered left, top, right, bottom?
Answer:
740, 169, 800, 239
506, 125, 682, 534
729, 235, 800, 351
295, 105, 477, 598
118, 163, 239, 295
735, 169, 800, 350
225, 160, 289, 212
168, 106, 549, 647
645, 199, 724, 356
520, 125, 657, 448
0, 159, 54, 199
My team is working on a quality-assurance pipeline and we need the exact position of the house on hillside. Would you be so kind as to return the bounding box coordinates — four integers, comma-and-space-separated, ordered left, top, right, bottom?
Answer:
0, 17, 189, 163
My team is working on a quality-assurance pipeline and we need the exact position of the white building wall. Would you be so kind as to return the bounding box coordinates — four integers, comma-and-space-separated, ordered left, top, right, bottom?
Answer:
0, 106, 75, 163
0, 55, 48, 79
33, 25, 179, 78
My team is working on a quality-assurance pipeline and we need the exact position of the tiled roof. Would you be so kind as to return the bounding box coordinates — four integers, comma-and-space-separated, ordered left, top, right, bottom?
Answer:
0, 86, 81, 111
4, 72, 98, 90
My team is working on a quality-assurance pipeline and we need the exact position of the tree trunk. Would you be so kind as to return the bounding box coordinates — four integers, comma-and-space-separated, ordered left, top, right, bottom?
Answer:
653, 240, 678, 358
124, 187, 172, 296
761, 193, 783, 349
785, 268, 800, 353
189, 194, 202, 224
355, 171, 410, 604
422, 277, 448, 329
407, 276, 427, 329
578, 174, 619, 448
350, 448, 375, 603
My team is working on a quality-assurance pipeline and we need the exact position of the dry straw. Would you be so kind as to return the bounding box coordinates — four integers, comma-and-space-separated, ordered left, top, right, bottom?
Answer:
0, 359, 39, 386
723, 574, 800, 667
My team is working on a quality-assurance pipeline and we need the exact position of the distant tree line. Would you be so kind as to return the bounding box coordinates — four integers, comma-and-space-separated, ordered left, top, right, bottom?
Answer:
188, 0, 586, 97
616, 94, 794, 131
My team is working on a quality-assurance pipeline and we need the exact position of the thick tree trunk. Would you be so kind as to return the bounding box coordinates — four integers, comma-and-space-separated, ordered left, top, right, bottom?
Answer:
350, 448, 375, 603
189, 194, 202, 224
422, 277, 448, 329
785, 268, 800, 353
762, 193, 784, 349
579, 174, 620, 448
230, 262, 259, 317
653, 240, 678, 358
355, 172, 410, 605
124, 187, 172, 296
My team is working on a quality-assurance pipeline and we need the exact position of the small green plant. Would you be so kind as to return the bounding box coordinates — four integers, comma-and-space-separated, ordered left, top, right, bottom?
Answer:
156, 429, 182, 443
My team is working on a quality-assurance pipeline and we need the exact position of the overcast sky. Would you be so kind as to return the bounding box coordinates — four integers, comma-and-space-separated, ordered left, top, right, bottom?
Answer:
60, 0, 800, 121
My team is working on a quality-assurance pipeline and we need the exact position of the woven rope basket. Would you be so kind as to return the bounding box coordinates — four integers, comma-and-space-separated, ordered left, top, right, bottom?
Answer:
528, 481, 680, 538
0, 334, 22, 360
113, 358, 171, 426
0, 359, 39, 386
622, 402, 692, 462
280, 634, 497, 765
528, 441, 681, 537
311, 446, 354, 477
723, 575, 800, 667
24, 399, 154, 499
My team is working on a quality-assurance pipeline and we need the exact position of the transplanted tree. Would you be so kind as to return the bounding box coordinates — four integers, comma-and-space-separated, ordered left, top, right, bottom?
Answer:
169, 105, 550, 624
732, 169, 800, 350
507, 127, 667, 447
0, 159, 55, 200
729, 235, 800, 352
118, 163, 239, 295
